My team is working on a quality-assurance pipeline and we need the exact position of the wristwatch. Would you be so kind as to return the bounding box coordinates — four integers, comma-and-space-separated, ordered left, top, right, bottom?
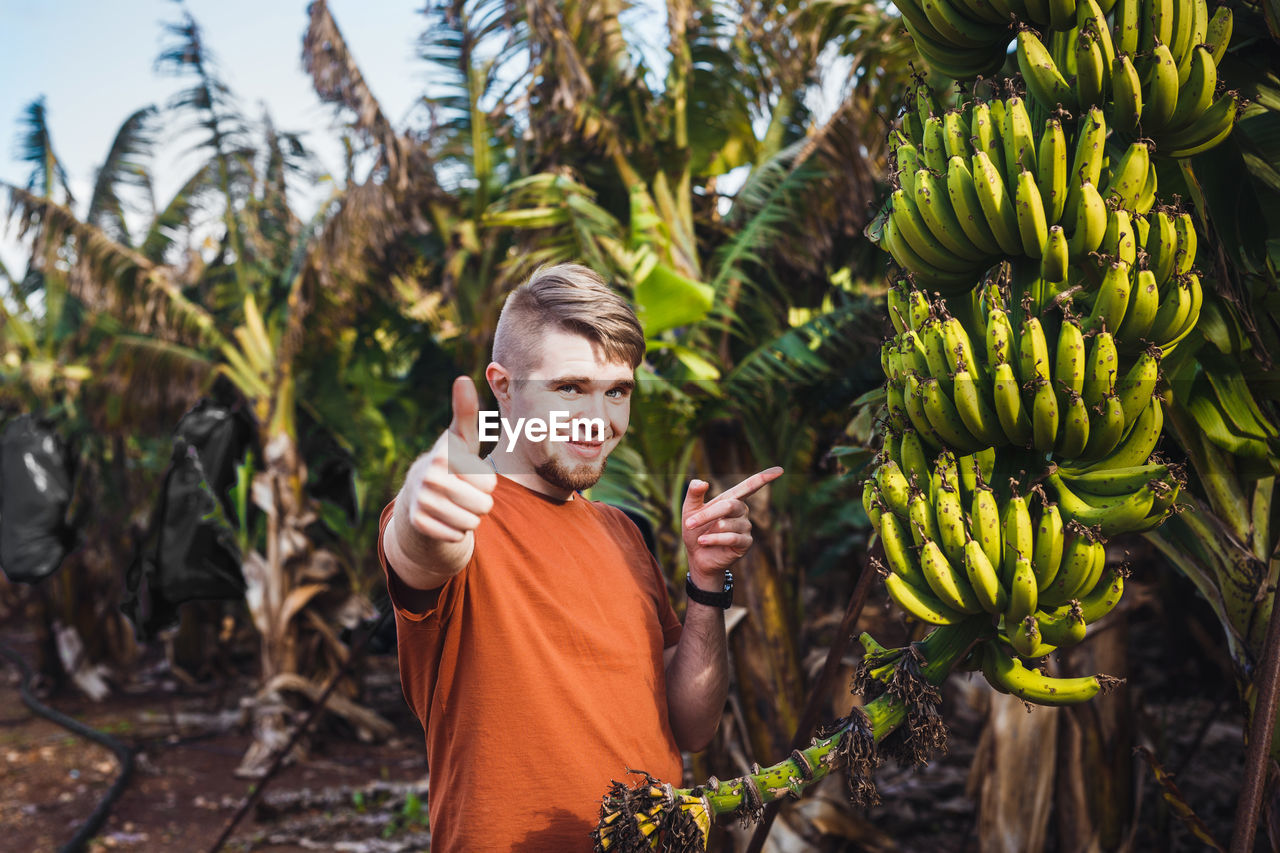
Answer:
685, 570, 734, 609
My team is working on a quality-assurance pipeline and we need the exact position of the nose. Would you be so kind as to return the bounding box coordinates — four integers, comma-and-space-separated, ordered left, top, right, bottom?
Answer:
574, 393, 610, 440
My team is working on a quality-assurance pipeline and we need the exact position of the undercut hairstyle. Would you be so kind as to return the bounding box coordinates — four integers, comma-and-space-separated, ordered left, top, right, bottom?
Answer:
492, 263, 646, 375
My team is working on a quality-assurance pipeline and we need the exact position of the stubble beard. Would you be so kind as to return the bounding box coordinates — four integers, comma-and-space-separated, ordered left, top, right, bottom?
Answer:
534, 452, 608, 493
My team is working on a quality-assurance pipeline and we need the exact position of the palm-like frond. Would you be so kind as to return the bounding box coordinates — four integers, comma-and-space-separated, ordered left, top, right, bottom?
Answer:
140, 161, 219, 263
87, 334, 215, 434
5, 184, 225, 348
18, 98, 74, 203
303, 0, 409, 183
156, 14, 247, 155
87, 106, 158, 246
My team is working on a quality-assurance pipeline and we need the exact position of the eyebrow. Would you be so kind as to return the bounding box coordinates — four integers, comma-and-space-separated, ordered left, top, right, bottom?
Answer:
545, 376, 636, 391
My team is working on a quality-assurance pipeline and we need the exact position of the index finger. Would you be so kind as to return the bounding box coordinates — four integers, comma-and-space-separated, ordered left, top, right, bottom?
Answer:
706, 466, 784, 504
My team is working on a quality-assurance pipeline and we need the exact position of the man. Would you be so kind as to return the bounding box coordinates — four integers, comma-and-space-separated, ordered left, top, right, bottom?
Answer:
378, 263, 782, 851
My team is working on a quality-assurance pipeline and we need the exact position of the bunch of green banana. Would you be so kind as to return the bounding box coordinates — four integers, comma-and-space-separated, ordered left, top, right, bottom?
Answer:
879, 275, 1199, 461
892, 0, 1123, 80
880, 91, 1203, 288
862, 437, 1159, 651
1015, 0, 1237, 157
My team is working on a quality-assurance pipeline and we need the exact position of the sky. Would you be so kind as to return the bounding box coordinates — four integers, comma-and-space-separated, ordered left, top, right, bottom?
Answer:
0, 0, 849, 282
0, 0, 430, 276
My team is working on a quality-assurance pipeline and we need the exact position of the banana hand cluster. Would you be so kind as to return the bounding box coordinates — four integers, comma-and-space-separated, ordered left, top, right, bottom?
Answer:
862, 436, 1156, 654
881, 279, 1199, 460
894, 0, 1115, 79
880, 92, 1207, 289
1018, 0, 1237, 158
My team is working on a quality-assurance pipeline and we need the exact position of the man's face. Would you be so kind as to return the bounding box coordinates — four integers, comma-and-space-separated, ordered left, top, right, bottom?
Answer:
499, 329, 634, 494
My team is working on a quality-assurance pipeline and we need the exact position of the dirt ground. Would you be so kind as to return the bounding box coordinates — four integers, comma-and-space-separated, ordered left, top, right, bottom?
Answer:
0, 622, 430, 853
0, 562, 1258, 852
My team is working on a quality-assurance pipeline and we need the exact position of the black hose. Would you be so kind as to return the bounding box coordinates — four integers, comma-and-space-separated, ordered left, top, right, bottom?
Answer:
0, 639, 135, 853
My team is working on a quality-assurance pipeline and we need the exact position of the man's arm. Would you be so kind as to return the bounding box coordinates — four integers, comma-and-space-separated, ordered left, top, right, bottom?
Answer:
663, 469, 783, 752
662, 599, 728, 752
384, 376, 497, 607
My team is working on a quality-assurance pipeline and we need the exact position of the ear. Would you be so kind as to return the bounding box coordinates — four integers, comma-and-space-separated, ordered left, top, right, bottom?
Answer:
485, 361, 511, 412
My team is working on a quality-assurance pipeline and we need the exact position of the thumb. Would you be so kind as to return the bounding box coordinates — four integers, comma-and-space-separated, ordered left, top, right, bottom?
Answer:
682, 478, 711, 519
448, 375, 482, 457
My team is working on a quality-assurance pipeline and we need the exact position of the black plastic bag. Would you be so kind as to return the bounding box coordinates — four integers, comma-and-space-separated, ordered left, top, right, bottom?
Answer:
121, 401, 253, 639
0, 415, 76, 583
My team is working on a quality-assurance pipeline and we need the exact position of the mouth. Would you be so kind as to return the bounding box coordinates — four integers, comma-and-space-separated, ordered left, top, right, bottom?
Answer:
567, 439, 605, 458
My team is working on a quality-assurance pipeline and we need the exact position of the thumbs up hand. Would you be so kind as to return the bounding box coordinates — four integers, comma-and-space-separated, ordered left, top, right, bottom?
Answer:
406, 376, 499, 544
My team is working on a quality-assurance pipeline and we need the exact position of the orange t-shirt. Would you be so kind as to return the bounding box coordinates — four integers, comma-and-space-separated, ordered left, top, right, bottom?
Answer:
377, 475, 684, 852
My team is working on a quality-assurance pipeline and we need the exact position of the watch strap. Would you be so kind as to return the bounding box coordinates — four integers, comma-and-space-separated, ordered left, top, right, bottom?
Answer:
685, 570, 734, 609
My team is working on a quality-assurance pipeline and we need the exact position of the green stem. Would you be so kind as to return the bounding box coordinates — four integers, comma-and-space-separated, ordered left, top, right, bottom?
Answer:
691, 618, 985, 817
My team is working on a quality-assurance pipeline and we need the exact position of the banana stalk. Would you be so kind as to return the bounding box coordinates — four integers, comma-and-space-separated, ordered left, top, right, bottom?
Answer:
593, 619, 986, 852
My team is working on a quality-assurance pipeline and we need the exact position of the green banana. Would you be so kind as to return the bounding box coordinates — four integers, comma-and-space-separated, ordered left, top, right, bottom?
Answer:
1117, 268, 1159, 342
916, 168, 987, 260
1115, 347, 1161, 428
1015, 169, 1049, 258
987, 307, 1016, 368
1113, 0, 1141, 56
1074, 29, 1106, 107
954, 367, 1007, 446
981, 642, 1114, 705
1102, 142, 1151, 212
1041, 530, 1099, 606
1059, 461, 1169, 495
1002, 96, 1038, 183
1037, 601, 1088, 646
972, 484, 1004, 569
1056, 390, 1091, 458
993, 361, 1034, 445
922, 376, 984, 452
880, 510, 929, 589
1066, 180, 1107, 258
909, 488, 942, 545
1168, 45, 1216, 132
1019, 316, 1051, 383
876, 458, 912, 517
969, 100, 1006, 179
1142, 42, 1180, 132
1076, 564, 1125, 622
1110, 54, 1143, 135
1163, 92, 1238, 159
1081, 329, 1118, 406
1017, 30, 1078, 111
884, 571, 970, 625
965, 536, 1009, 615
921, 539, 985, 614
947, 155, 1003, 256
935, 477, 970, 564
1041, 224, 1069, 282
972, 151, 1025, 256
1031, 376, 1061, 453
1054, 318, 1087, 396
1084, 260, 1133, 334
1033, 501, 1065, 591
1205, 5, 1232, 65
904, 373, 948, 449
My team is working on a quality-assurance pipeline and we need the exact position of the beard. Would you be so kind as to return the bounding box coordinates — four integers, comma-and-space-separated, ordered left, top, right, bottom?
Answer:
534, 452, 608, 493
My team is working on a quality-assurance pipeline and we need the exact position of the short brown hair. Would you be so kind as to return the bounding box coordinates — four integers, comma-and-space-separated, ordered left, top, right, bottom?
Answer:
492, 263, 646, 374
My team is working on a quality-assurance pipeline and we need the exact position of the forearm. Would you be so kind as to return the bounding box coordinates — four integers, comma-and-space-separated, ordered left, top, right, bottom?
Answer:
665, 594, 729, 752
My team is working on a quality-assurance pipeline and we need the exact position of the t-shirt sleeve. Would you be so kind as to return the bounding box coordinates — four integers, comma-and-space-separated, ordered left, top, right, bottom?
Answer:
376, 499, 459, 624
597, 504, 683, 648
